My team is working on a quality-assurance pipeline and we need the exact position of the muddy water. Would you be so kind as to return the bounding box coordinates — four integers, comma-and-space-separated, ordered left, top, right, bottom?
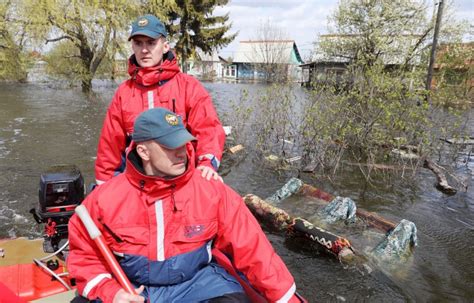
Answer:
0, 81, 472, 302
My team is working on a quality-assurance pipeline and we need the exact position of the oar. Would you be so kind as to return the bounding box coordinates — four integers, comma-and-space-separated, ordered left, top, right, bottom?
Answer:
75, 205, 137, 296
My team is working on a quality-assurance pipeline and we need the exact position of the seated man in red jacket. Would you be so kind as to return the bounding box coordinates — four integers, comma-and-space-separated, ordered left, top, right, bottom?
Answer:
68, 108, 303, 303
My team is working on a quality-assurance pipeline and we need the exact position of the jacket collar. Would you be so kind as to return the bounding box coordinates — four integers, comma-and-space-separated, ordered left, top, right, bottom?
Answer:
128, 51, 180, 87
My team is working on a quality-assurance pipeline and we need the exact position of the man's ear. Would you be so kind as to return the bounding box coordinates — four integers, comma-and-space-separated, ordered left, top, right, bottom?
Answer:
136, 143, 150, 161
163, 40, 171, 54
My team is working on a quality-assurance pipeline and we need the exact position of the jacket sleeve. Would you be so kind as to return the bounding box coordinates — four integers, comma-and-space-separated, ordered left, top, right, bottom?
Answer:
185, 77, 225, 171
95, 92, 127, 184
67, 194, 122, 302
214, 185, 297, 302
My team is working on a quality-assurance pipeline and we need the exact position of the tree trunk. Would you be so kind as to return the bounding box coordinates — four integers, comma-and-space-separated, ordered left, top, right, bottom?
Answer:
426, 0, 444, 96
81, 78, 92, 93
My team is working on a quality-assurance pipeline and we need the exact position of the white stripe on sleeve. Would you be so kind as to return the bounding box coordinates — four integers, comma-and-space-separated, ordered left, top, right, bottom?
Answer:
83, 273, 112, 298
276, 283, 296, 303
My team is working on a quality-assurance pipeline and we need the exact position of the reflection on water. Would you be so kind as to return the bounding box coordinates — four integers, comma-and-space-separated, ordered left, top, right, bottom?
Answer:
0, 81, 473, 301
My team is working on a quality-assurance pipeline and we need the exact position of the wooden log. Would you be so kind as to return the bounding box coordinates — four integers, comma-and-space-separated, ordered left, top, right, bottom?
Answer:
343, 161, 415, 171
243, 194, 291, 230
289, 218, 355, 261
244, 194, 354, 261
298, 184, 397, 233
423, 158, 457, 195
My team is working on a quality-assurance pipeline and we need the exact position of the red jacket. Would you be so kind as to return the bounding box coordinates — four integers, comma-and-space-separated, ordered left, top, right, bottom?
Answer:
95, 53, 225, 184
68, 145, 297, 302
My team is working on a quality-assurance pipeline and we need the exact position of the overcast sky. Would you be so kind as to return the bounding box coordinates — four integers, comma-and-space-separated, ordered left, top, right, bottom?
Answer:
215, 0, 474, 60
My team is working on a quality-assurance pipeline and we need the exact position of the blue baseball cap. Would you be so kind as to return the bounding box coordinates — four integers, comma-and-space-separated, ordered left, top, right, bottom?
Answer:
132, 108, 196, 149
128, 14, 168, 41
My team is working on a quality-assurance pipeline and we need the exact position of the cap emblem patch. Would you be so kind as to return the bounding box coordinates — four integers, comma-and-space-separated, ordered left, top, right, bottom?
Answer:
138, 18, 149, 27
165, 114, 179, 126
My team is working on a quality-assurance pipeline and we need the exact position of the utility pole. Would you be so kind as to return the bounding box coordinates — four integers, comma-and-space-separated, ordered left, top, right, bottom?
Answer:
426, 0, 445, 99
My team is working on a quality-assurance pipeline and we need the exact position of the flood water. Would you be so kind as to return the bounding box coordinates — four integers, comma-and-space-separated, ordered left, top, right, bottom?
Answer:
0, 81, 473, 302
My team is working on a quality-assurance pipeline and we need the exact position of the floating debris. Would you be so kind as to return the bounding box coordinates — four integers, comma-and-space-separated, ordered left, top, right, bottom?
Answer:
223, 126, 232, 136
370, 219, 417, 261
279, 139, 294, 145
244, 194, 354, 262
262, 178, 417, 265
285, 156, 302, 163
228, 144, 244, 154
243, 194, 291, 230
391, 148, 419, 160
264, 154, 279, 162
302, 161, 318, 173
423, 158, 457, 195
268, 178, 397, 232
319, 196, 356, 223
290, 218, 354, 262
266, 177, 303, 203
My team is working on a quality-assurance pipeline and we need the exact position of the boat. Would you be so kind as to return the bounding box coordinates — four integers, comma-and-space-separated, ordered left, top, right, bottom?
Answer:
0, 237, 271, 303
0, 238, 76, 302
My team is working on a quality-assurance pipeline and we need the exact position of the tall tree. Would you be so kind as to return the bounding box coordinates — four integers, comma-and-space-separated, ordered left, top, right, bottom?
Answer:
319, 0, 430, 68
0, 1, 31, 81
20, 0, 139, 93
144, 0, 236, 73
248, 19, 295, 82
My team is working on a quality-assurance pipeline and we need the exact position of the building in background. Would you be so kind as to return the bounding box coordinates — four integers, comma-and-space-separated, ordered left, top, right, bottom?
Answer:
432, 42, 473, 96
186, 50, 225, 80
302, 34, 424, 88
228, 40, 304, 82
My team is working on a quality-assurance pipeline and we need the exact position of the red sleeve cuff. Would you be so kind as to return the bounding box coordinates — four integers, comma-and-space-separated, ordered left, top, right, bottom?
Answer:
197, 159, 217, 171
88, 278, 122, 302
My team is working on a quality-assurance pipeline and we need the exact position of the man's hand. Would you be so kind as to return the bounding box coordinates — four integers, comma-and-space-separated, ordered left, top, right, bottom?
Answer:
197, 165, 223, 182
113, 285, 145, 303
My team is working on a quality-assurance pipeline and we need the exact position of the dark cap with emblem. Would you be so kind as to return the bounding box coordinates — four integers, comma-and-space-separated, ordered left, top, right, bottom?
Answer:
128, 14, 168, 41
132, 108, 196, 149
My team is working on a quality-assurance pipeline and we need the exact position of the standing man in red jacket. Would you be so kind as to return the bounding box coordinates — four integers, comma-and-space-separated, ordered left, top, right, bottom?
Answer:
68, 108, 304, 302
95, 14, 225, 185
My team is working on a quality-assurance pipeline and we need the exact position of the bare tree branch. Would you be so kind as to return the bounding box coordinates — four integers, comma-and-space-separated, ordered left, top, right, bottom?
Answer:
402, 27, 433, 69
46, 35, 74, 44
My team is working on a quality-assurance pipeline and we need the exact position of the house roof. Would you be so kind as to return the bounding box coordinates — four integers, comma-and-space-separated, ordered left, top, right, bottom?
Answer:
233, 40, 304, 65
195, 49, 220, 62
310, 34, 425, 66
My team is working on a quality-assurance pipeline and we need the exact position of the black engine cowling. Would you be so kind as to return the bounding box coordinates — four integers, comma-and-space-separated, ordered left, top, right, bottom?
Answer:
30, 165, 84, 254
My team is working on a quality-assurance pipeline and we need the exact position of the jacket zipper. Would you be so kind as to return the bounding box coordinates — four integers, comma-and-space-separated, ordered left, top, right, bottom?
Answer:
170, 184, 177, 212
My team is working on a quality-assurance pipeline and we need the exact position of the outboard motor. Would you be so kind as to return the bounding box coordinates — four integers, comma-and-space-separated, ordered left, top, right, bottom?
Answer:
31, 165, 84, 255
